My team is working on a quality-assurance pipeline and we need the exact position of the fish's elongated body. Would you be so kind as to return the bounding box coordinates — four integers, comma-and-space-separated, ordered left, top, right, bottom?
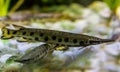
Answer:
15, 44, 56, 64
1, 24, 114, 47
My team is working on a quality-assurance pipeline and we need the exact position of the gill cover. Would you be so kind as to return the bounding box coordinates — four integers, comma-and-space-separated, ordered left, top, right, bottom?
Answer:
1, 25, 14, 39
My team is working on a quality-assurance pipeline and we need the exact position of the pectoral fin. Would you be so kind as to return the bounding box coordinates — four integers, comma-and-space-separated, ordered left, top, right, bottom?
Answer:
17, 37, 29, 42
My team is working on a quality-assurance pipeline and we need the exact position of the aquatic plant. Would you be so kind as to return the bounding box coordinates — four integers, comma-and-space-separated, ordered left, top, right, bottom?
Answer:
0, 0, 24, 17
103, 0, 120, 11
103, 0, 120, 26
0, 0, 11, 16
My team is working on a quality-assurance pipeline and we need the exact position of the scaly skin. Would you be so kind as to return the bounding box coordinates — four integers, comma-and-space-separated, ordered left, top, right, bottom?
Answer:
15, 44, 56, 64
1, 24, 114, 47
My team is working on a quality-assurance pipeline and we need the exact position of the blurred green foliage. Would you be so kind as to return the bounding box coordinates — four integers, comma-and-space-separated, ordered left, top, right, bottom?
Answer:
0, 0, 24, 17
0, 0, 11, 16
61, 21, 75, 30
40, 4, 83, 18
103, 0, 120, 11
103, 0, 120, 27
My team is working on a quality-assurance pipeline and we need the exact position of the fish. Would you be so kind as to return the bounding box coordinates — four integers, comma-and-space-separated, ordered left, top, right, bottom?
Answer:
15, 44, 56, 64
1, 24, 115, 47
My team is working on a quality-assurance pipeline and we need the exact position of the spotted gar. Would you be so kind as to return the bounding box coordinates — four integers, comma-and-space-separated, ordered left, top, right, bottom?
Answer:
0, 24, 114, 47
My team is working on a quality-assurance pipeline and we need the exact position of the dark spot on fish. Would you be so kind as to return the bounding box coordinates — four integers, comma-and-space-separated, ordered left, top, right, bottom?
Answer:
30, 32, 34, 36
56, 44, 59, 46
23, 32, 26, 35
73, 39, 77, 43
7, 30, 10, 34
35, 37, 39, 41
58, 38, 62, 42
40, 33, 44, 37
13, 31, 17, 34
52, 36, 56, 40
64, 38, 69, 42
79, 41, 84, 45
44, 36, 48, 41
